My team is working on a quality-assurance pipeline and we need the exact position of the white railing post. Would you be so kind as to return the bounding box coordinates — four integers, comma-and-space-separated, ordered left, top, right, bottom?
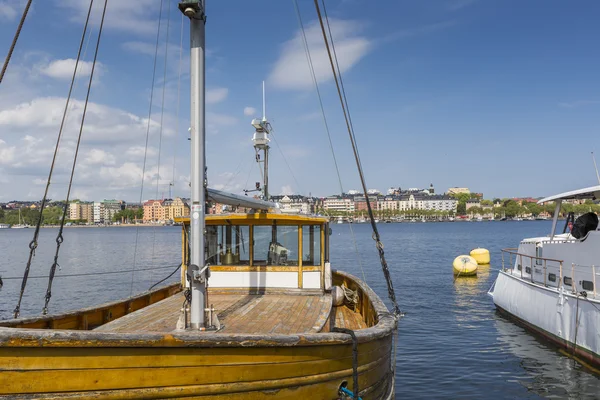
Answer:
543, 259, 547, 287
593, 265, 597, 298
559, 262, 563, 290
571, 263, 576, 293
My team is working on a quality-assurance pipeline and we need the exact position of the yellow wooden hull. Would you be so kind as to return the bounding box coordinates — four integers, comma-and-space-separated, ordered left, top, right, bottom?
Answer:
0, 271, 396, 399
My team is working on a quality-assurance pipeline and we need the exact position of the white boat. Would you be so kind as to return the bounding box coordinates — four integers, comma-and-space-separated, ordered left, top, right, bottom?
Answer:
11, 209, 29, 229
0, 223, 10, 229
489, 185, 600, 369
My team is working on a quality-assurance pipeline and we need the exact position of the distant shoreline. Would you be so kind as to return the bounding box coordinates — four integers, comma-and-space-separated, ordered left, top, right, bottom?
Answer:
37, 224, 177, 228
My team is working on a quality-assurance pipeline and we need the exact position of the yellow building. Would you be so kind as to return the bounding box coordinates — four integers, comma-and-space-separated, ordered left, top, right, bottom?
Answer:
448, 187, 470, 195
143, 200, 165, 222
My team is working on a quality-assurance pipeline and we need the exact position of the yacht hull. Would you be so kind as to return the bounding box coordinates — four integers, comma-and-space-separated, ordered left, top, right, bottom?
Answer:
0, 271, 396, 399
492, 271, 600, 369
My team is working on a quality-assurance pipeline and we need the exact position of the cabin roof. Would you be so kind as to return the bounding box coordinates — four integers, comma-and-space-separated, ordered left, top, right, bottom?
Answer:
176, 212, 329, 225
537, 185, 600, 204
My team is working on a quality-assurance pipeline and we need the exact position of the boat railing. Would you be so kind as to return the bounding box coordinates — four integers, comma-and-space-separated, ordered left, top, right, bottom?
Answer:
501, 248, 564, 289
501, 249, 599, 299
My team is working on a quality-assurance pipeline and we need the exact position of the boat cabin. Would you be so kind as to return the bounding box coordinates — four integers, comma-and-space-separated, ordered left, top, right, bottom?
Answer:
178, 212, 332, 291
503, 185, 600, 299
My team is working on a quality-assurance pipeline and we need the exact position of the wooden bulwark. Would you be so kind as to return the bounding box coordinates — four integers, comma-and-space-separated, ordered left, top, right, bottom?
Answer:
0, 271, 396, 399
0, 283, 181, 330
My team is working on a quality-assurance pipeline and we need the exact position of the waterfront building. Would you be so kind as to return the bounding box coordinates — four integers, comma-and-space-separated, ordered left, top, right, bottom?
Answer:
164, 197, 190, 220
93, 202, 104, 224
448, 187, 470, 195
465, 199, 481, 210
80, 202, 93, 222
323, 195, 355, 214
271, 195, 314, 214
102, 200, 125, 223
143, 200, 166, 222
69, 202, 81, 221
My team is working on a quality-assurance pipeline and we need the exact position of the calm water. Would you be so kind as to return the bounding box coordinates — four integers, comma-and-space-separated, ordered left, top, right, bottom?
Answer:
1, 222, 599, 398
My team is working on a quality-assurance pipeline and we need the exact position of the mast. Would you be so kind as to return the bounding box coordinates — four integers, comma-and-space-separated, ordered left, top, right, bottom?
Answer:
251, 81, 271, 200
179, 1, 207, 329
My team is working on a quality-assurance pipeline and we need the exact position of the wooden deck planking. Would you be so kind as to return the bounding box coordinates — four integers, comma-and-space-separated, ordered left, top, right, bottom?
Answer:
96, 292, 333, 335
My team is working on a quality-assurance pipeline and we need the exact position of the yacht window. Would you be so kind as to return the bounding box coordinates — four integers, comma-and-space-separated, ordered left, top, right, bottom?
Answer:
563, 276, 572, 286
581, 280, 594, 291
253, 225, 299, 266
548, 273, 556, 282
517, 264, 522, 271
525, 266, 531, 274
206, 225, 250, 265
302, 225, 321, 266
535, 246, 543, 265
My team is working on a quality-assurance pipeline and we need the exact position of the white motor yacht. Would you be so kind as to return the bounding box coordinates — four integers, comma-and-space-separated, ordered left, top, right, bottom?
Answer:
489, 185, 600, 368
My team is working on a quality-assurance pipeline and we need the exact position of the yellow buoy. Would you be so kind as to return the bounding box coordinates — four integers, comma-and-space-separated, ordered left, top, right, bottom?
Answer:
453, 255, 478, 276
470, 248, 490, 265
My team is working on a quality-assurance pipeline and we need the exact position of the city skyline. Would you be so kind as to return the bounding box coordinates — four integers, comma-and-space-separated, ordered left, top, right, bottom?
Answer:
1, 1, 600, 203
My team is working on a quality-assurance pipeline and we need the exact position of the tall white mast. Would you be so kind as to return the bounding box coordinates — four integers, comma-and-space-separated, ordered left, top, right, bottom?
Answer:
252, 81, 271, 200
179, 1, 207, 330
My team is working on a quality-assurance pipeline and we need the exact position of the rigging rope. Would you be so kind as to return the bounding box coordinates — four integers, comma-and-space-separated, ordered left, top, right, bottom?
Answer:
269, 127, 304, 195
0, 0, 33, 85
12, 0, 96, 319
313, 0, 402, 318
150, 0, 172, 285
131, 0, 166, 296
43, 0, 109, 315
293, 0, 367, 283
2, 265, 181, 281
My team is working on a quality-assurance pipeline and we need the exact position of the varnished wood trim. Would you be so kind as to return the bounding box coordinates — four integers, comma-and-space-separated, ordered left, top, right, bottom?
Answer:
209, 265, 319, 272
0, 271, 396, 348
0, 283, 181, 330
298, 225, 303, 289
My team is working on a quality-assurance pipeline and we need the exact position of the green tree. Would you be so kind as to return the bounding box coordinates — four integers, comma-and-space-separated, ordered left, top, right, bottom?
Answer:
457, 202, 466, 215
505, 201, 521, 217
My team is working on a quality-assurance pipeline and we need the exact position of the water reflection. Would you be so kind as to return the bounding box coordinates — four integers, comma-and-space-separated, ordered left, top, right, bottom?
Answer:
494, 316, 600, 398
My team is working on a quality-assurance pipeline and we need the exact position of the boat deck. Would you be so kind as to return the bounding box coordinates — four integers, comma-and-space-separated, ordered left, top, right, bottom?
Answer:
95, 291, 343, 334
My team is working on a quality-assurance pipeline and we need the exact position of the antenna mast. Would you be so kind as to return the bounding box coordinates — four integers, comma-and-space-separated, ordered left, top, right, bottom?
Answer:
252, 81, 272, 200
593, 152, 600, 185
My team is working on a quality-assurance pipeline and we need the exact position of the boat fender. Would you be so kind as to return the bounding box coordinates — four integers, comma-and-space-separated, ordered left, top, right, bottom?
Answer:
332, 286, 345, 307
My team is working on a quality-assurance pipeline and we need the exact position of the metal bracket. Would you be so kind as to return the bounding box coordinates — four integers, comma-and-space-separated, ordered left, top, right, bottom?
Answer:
178, 1, 206, 21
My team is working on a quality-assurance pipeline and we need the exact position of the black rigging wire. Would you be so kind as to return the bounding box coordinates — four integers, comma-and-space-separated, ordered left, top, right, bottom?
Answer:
293, 0, 367, 283
313, 0, 402, 318
0, 0, 33, 85
150, 0, 171, 286
42, 0, 109, 315
131, 0, 165, 296
12, 0, 96, 319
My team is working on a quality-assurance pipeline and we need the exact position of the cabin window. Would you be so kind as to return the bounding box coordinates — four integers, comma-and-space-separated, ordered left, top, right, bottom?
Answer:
253, 225, 299, 266
535, 246, 543, 265
302, 225, 321, 266
525, 266, 532, 274
581, 280, 594, 291
563, 276, 572, 286
206, 225, 250, 265
517, 264, 522, 271
548, 273, 556, 282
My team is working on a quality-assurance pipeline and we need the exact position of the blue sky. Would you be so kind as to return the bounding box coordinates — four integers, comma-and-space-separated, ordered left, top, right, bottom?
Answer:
1, 0, 600, 202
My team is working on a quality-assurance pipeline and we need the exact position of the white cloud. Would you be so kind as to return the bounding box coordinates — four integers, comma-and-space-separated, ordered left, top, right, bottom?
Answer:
244, 106, 257, 117
38, 59, 102, 80
269, 19, 371, 90
0, 139, 16, 165
82, 148, 116, 166
0, 1, 17, 20
206, 87, 228, 104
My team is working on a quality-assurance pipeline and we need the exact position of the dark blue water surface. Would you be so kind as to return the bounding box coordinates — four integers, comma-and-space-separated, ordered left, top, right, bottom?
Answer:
1, 222, 599, 398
